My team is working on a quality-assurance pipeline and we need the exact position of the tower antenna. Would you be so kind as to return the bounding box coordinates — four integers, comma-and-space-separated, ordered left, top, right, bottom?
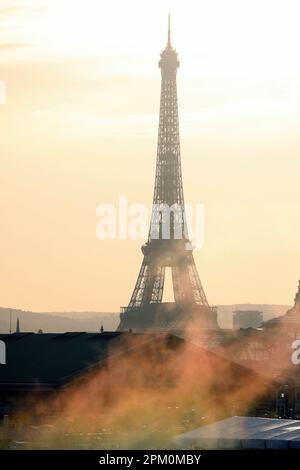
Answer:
167, 12, 171, 47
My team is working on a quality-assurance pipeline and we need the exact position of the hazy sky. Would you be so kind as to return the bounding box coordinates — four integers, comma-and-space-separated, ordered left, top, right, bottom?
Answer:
1, 0, 300, 312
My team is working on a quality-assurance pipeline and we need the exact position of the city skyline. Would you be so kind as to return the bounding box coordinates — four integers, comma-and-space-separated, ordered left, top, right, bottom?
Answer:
1, 0, 300, 312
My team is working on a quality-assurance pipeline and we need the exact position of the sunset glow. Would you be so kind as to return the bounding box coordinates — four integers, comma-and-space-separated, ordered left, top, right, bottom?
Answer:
1, 0, 300, 311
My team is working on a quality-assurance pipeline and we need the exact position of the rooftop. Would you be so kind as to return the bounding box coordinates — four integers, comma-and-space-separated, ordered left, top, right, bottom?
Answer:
174, 416, 300, 449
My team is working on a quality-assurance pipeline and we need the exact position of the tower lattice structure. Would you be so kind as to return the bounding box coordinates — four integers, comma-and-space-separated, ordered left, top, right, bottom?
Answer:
118, 16, 218, 330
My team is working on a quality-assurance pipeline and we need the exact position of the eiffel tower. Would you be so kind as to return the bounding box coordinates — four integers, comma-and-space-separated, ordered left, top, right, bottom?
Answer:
118, 16, 219, 331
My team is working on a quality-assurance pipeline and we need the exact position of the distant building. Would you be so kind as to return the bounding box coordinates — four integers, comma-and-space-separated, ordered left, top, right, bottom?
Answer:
233, 310, 263, 329
16, 318, 20, 334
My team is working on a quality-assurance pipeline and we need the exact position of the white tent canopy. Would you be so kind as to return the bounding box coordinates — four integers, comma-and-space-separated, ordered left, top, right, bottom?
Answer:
174, 416, 300, 449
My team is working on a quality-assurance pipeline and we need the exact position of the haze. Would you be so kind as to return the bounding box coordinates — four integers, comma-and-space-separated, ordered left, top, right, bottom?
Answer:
0, 0, 299, 312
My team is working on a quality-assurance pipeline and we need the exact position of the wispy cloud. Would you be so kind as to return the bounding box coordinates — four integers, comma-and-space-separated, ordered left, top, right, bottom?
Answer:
0, 4, 46, 17
0, 6, 23, 16
0, 42, 28, 51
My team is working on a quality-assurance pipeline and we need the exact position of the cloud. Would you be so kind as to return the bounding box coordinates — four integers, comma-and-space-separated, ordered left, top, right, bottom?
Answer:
0, 5, 46, 17
0, 7, 22, 16
0, 42, 29, 51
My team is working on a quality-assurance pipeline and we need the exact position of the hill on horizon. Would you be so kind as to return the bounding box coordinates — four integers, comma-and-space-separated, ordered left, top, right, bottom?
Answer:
0, 304, 291, 333
0, 308, 118, 334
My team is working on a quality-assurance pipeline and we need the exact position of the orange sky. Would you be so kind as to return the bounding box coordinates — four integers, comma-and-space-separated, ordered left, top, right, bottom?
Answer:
0, 0, 299, 312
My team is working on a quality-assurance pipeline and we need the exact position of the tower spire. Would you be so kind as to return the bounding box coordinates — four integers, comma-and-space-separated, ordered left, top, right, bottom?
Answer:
167, 12, 171, 47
